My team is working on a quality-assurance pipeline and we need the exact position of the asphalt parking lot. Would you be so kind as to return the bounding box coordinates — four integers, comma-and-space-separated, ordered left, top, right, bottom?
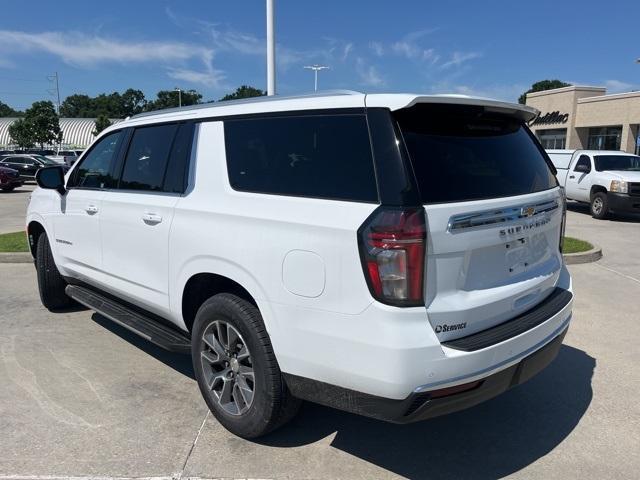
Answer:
0, 201, 639, 479
0, 182, 36, 234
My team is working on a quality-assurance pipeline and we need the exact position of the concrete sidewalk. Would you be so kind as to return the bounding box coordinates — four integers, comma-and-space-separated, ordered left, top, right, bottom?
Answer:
0, 259, 639, 479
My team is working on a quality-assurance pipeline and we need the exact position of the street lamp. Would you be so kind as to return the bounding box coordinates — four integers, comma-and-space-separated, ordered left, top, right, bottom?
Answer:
174, 87, 182, 108
266, 0, 276, 95
304, 65, 329, 92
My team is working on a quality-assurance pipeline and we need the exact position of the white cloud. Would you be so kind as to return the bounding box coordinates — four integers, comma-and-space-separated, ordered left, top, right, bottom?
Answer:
440, 51, 482, 69
430, 82, 528, 102
0, 30, 212, 67
604, 79, 634, 93
341, 43, 354, 62
356, 58, 385, 87
369, 41, 384, 57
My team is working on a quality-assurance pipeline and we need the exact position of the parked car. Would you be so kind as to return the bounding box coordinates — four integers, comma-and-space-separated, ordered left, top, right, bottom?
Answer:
46, 150, 78, 165
0, 154, 69, 179
548, 149, 640, 219
0, 165, 23, 191
27, 92, 573, 439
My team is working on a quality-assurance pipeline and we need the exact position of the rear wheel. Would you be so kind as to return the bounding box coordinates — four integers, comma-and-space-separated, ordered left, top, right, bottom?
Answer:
191, 293, 300, 438
36, 234, 75, 310
590, 192, 609, 219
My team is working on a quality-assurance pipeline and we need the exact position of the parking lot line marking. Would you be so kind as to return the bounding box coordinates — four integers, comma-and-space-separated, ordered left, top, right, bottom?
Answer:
175, 411, 210, 480
594, 263, 640, 285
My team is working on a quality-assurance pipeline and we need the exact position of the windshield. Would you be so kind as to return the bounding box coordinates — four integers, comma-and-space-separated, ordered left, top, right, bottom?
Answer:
395, 104, 557, 203
34, 155, 58, 165
594, 155, 640, 172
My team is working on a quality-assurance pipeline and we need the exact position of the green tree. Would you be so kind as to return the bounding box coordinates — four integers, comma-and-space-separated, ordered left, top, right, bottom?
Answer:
0, 100, 20, 117
518, 80, 571, 104
93, 114, 112, 136
60, 89, 147, 118
121, 89, 147, 116
145, 89, 203, 111
8, 119, 35, 148
219, 85, 266, 102
23, 101, 62, 148
59, 94, 93, 117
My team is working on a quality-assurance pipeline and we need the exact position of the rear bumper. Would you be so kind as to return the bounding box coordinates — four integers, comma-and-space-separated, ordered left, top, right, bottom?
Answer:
284, 327, 567, 423
608, 192, 640, 213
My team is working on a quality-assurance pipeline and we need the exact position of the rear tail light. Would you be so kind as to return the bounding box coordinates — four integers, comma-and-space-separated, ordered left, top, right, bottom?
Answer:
358, 207, 426, 306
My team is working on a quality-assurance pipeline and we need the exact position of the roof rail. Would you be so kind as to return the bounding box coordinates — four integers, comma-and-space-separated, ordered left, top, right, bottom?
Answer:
130, 90, 363, 120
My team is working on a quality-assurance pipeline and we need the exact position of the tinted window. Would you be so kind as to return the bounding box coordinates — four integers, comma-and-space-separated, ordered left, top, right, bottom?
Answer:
395, 105, 557, 203
4, 157, 25, 164
594, 155, 640, 172
163, 123, 194, 193
71, 131, 123, 189
119, 124, 178, 191
224, 114, 378, 202
574, 155, 591, 171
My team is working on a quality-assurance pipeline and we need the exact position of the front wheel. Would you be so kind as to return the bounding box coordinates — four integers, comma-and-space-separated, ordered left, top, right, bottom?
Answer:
36, 234, 75, 310
590, 192, 609, 219
191, 293, 300, 438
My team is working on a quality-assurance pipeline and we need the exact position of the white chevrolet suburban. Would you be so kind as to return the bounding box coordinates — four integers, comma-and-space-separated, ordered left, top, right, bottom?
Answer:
27, 92, 573, 438
548, 149, 640, 219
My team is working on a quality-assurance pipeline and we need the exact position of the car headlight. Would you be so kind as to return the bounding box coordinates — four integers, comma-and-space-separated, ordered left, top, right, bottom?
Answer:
610, 180, 628, 194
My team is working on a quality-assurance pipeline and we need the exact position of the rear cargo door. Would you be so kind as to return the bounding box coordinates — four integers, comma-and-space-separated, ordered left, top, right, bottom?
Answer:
394, 104, 564, 341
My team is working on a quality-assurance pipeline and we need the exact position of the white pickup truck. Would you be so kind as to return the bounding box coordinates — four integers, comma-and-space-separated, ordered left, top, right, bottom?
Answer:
547, 149, 640, 219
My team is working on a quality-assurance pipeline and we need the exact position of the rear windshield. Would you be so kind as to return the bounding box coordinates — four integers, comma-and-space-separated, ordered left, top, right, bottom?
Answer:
395, 105, 557, 204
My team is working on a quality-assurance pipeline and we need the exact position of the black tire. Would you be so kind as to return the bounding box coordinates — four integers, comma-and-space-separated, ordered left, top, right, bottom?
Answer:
191, 293, 301, 438
590, 192, 609, 219
1, 186, 15, 192
36, 234, 74, 310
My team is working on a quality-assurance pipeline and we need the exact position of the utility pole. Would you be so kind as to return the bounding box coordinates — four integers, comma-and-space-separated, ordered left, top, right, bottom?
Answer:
47, 72, 61, 114
175, 87, 182, 107
266, 0, 276, 95
304, 65, 329, 92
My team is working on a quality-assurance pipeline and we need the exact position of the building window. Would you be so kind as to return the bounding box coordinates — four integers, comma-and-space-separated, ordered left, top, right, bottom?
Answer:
537, 128, 567, 149
588, 126, 622, 151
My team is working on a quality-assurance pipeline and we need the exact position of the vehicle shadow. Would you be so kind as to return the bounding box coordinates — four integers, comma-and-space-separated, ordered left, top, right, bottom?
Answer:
91, 313, 195, 379
259, 345, 595, 480
567, 201, 640, 223
90, 313, 594, 479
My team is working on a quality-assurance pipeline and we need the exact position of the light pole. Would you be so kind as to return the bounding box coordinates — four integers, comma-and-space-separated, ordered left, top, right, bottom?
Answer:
304, 65, 329, 92
174, 87, 182, 107
266, 0, 276, 95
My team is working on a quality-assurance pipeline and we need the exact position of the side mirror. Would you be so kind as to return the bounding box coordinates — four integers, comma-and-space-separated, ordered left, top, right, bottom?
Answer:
36, 166, 66, 195
574, 163, 591, 174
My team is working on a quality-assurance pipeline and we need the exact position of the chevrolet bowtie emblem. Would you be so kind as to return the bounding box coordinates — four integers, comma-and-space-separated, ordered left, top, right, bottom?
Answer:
521, 206, 536, 217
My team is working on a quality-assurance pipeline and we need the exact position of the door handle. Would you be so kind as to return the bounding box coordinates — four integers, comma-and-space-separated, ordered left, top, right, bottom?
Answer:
85, 205, 99, 214
569, 175, 575, 179
142, 213, 163, 224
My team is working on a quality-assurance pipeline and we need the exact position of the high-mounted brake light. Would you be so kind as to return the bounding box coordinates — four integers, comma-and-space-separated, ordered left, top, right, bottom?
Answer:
358, 207, 426, 307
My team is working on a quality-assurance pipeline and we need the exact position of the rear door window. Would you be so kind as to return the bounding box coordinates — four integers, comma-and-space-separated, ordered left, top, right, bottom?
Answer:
395, 104, 557, 204
119, 124, 178, 191
224, 114, 379, 202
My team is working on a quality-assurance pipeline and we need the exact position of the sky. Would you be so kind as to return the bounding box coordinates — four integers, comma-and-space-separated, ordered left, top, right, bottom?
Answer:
0, 0, 638, 110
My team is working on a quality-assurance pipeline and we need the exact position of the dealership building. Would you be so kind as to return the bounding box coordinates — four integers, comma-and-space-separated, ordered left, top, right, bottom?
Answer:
525, 85, 640, 154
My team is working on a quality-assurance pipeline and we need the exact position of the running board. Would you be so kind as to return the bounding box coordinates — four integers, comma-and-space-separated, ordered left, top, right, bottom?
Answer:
65, 285, 191, 354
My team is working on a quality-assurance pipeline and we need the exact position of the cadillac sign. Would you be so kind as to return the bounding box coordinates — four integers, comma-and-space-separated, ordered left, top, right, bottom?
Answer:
531, 111, 569, 125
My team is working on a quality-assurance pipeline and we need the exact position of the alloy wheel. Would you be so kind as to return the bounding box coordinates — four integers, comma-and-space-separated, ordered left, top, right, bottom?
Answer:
200, 320, 255, 415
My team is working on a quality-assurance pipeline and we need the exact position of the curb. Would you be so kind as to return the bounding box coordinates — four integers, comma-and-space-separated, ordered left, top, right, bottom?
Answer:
0, 252, 33, 264
563, 245, 602, 265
